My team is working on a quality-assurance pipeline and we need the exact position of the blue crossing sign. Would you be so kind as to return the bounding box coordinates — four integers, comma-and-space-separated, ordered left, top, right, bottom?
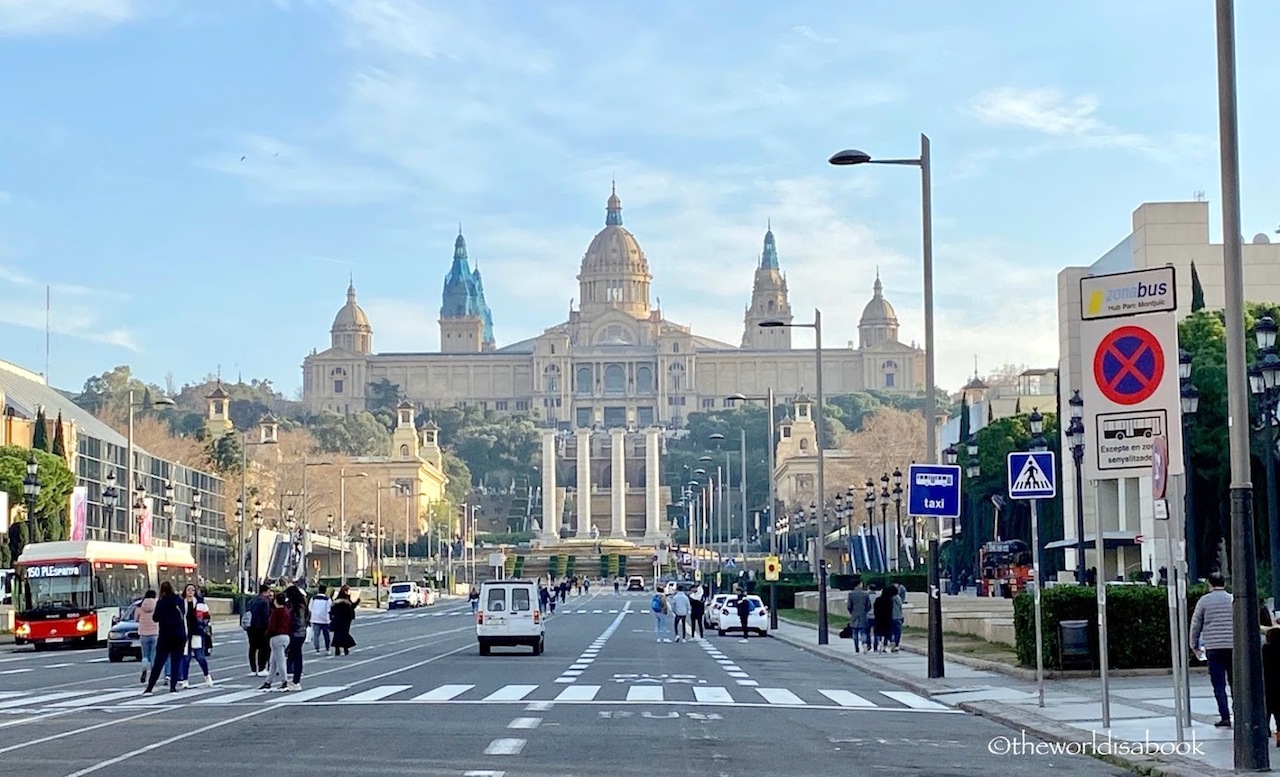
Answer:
907, 464, 962, 519
1008, 451, 1056, 500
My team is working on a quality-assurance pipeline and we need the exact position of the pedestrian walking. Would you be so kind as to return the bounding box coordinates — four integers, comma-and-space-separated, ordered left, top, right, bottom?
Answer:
559, 581, 568, 604
260, 593, 291, 691
330, 587, 357, 656
889, 581, 904, 652
688, 584, 706, 639
846, 582, 871, 653
651, 590, 671, 643
309, 585, 332, 654
734, 590, 752, 643
538, 583, 550, 615
469, 586, 480, 615
1190, 573, 1235, 727
177, 584, 213, 688
143, 581, 186, 695
583, 578, 591, 595
872, 586, 896, 654
613, 578, 620, 594
246, 583, 272, 677
1264, 626, 1280, 747
670, 586, 691, 642
865, 584, 879, 651
284, 585, 308, 691
136, 590, 158, 684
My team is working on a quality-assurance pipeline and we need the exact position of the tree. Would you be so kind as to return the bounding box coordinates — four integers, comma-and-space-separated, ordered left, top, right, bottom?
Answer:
983, 364, 1031, 388
0, 446, 75, 543
443, 452, 473, 506
366, 379, 402, 430
31, 407, 49, 452
452, 414, 539, 488
1191, 261, 1206, 313
205, 434, 243, 475
958, 395, 971, 448
310, 411, 391, 457
52, 412, 66, 458
836, 408, 927, 493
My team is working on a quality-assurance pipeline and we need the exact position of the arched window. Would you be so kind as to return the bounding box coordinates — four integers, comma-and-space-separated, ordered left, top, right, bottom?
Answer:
330, 367, 347, 394
668, 362, 685, 392
883, 360, 899, 389
400, 444, 410, 457
545, 364, 560, 394
800, 438, 810, 451
767, 300, 775, 312
604, 364, 626, 394
576, 366, 592, 395
636, 365, 654, 394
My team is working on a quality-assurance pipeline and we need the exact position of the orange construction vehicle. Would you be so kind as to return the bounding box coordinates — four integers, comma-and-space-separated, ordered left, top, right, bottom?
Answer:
977, 540, 1033, 597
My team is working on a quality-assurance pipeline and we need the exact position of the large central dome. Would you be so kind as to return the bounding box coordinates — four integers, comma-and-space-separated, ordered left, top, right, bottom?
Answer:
577, 185, 652, 319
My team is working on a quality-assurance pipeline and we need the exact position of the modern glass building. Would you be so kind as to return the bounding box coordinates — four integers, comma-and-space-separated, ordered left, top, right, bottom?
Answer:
0, 360, 229, 577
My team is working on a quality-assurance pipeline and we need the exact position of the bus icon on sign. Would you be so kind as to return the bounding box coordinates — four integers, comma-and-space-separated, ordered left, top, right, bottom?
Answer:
914, 473, 954, 488
1102, 415, 1163, 441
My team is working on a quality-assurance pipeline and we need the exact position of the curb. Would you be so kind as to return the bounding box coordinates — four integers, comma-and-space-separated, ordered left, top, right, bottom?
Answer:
772, 623, 1226, 777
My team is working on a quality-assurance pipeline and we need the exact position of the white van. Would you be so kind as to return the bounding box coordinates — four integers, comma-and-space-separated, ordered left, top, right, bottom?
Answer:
476, 579, 545, 656
387, 582, 423, 609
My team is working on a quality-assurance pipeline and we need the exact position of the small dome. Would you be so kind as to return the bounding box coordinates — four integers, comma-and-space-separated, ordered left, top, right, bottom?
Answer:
332, 281, 371, 331
580, 186, 649, 277
859, 273, 898, 326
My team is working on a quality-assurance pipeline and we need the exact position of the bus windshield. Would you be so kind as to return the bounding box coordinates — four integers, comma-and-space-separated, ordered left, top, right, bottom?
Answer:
16, 562, 92, 612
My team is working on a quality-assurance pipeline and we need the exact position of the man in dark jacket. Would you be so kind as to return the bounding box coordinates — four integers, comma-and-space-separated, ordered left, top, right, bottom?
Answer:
247, 584, 272, 677
846, 583, 871, 653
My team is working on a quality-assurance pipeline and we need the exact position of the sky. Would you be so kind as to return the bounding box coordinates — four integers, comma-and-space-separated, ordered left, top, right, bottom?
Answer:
1, 0, 1279, 399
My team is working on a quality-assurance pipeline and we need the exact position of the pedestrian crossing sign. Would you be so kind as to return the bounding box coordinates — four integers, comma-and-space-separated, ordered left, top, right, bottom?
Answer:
1007, 451, 1056, 500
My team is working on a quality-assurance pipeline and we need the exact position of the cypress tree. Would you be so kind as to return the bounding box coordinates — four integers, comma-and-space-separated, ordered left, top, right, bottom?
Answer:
52, 412, 66, 457
32, 407, 49, 451
1190, 261, 1206, 312
958, 395, 972, 449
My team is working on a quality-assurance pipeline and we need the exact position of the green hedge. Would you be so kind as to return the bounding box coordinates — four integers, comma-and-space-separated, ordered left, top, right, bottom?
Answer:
1013, 584, 1209, 669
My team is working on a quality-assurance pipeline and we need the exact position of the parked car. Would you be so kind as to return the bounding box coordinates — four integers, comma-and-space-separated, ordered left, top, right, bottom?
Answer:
626, 576, 645, 591
704, 594, 732, 629
108, 600, 215, 662
713, 594, 770, 637
387, 582, 424, 609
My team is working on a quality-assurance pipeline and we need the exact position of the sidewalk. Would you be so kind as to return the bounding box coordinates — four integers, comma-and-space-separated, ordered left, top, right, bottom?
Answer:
770, 619, 1237, 777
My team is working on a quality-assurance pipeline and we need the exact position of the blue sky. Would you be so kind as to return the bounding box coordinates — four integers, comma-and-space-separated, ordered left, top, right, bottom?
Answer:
1, 0, 1279, 399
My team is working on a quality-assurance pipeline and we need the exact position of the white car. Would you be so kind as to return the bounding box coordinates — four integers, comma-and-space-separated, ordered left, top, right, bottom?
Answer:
477, 579, 545, 656
704, 594, 732, 629
387, 582, 424, 609
714, 595, 770, 637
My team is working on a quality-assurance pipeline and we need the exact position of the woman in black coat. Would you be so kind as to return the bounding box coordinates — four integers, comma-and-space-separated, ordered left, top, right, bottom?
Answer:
871, 586, 895, 654
329, 587, 357, 657
143, 581, 186, 694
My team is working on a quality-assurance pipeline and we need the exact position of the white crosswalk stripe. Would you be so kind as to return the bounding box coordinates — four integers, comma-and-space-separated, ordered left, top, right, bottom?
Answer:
0, 682, 958, 712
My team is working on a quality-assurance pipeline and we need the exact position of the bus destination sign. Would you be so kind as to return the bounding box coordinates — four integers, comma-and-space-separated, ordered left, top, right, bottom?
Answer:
25, 564, 82, 579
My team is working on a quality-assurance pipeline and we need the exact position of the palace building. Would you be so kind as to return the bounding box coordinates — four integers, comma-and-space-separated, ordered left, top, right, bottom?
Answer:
302, 186, 925, 430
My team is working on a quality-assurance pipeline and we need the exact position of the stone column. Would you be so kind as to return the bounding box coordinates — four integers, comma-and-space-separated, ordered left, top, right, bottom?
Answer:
645, 427, 662, 538
610, 427, 626, 538
540, 430, 557, 540
575, 428, 592, 537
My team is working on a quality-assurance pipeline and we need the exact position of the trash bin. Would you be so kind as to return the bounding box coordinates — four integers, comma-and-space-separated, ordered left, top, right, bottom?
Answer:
1058, 619, 1093, 670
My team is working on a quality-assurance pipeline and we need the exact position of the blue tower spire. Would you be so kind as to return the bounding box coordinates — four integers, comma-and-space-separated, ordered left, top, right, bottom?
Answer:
605, 181, 623, 226
440, 228, 496, 347
760, 223, 780, 270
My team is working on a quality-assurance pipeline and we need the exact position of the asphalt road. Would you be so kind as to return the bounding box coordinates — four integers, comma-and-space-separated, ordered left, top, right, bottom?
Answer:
0, 591, 1134, 777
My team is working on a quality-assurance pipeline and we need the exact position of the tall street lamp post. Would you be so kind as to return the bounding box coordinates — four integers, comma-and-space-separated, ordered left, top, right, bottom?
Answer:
863, 481, 875, 569
879, 474, 891, 571
23, 453, 41, 542
892, 471, 903, 568
251, 499, 264, 589
760, 311, 828, 644
1067, 391, 1087, 583
103, 471, 119, 542
1179, 349, 1200, 581
122, 390, 176, 543
191, 490, 203, 572
964, 439, 981, 587
727, 389, 778, 624
1249, 317, 1280, 608
162, 479, 176, 546
338, 470, 369, 586
943, 446, 961, 594
830, 137, 940, 675
233, 496, 243, 590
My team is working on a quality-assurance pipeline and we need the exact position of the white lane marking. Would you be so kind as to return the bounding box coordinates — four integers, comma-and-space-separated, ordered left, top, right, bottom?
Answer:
0, 668, 33, 675
592, 610, 603, 613
757, 688, 806, 706
626, 686, 664, 702
553, 677, 576, 684
483, 685, 538, 702
736, 679, 759, 686
554, 685, 600, 702
0, 707, 167, 755
62, 704, 278, 777
561, 670, 583, 677
507, 717, 542, 729
84, 658, 110, 663
524, 701, 554, 711
194, 689, 264, 705
50, 689, 143, 707
119, 687, 218, 706
0, 692, 26, 701
463, 771, 505, 777
693, 687, 734, 704
484, 738, 526, 755
880, 690, 948, 710
278, 686, 347, 704
726, 671, 750, 679
44, 663, 74, 668
341, 685, 412, 702
0, 690, 93, 709
819, 690, 876, 708
413, 684, 474, 701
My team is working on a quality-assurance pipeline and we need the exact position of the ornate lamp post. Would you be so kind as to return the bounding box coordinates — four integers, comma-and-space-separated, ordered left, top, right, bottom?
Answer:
1067, 390, 1087, 583
943, 444, 960, 594
131, 479, 146, 544
162, 479, 176, 546
878, 475, 891, 571
965, 437, 981, 590
23, 453, 41, 543
1179, 349, 1200, 581
863, 480, 875, 570
1250, 315, 1280, 604
102, 470, 119, 542
191, 489, 203, 573
891, 469, 904, 568
234, 496, 244, 590
251, 498, 264, 587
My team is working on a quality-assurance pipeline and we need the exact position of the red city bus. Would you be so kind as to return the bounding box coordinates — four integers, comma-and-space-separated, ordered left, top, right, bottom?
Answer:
13, 541, 196, 650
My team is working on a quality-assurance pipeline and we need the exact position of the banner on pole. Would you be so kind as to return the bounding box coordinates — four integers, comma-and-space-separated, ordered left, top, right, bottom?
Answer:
139, 497, 154, 546
69, 486, 88, 542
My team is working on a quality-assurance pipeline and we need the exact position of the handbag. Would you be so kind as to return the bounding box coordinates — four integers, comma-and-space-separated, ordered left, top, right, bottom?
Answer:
838, 623, 853, 640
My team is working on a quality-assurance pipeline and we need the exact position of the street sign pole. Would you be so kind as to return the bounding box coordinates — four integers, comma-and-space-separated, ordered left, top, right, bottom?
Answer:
907, 463, 963, 680
1030, 497, 1044, 708
1007, 451, 1056, 709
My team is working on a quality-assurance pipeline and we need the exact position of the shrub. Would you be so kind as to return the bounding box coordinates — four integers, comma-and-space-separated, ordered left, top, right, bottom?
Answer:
1013, 584, 1209, 669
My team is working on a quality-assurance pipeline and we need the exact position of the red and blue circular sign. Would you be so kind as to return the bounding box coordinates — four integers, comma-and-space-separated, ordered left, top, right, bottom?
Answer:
1093, 325, 1165, 405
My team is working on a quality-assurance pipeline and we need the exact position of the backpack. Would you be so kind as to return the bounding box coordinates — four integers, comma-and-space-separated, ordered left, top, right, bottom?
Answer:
650, 594, 663, 613
240, 608, 253, 631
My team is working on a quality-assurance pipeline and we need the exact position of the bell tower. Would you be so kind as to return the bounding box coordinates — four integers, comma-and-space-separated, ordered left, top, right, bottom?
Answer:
391, 400, 420, 460
741, 224, 793, 349
204, 383, 234, 439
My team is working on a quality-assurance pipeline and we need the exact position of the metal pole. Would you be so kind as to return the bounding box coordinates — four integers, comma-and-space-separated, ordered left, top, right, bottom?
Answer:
1184, 422, 1199, 581
339, 468, 346, 587
1266, 420, 1280, 606
767, 387, 778, 629
126, 389, 135, 543
1165, 513, 1186, 744
375, 483, 382, 609
1216, 0, 1269, 767
814, 308, 829, 645
1095, 479, 1111, 727
300, 464, 308, 584
739, 429, 748, 559
405, 486, 412, 582
1073, 448, 1086, 583
1030, 499, 1045, 708
240, 433, 247, 591
919, 134, 942, 679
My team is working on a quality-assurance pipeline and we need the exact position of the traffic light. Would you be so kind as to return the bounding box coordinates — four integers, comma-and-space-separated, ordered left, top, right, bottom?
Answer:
763, 555, 781, 582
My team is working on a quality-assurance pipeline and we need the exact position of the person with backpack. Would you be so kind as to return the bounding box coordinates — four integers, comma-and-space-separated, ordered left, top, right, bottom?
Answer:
177, 583, 213, 688
260, 593, 292, 691
309, 585, 332, 654
651, 590, 671, 643
244, 584, 272, 677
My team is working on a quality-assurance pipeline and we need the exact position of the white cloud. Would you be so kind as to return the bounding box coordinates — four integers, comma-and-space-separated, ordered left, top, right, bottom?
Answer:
791, 25, 838, 45
0, 264, 138, 349
0, 0, 134, 35
361, 297, 437, 353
